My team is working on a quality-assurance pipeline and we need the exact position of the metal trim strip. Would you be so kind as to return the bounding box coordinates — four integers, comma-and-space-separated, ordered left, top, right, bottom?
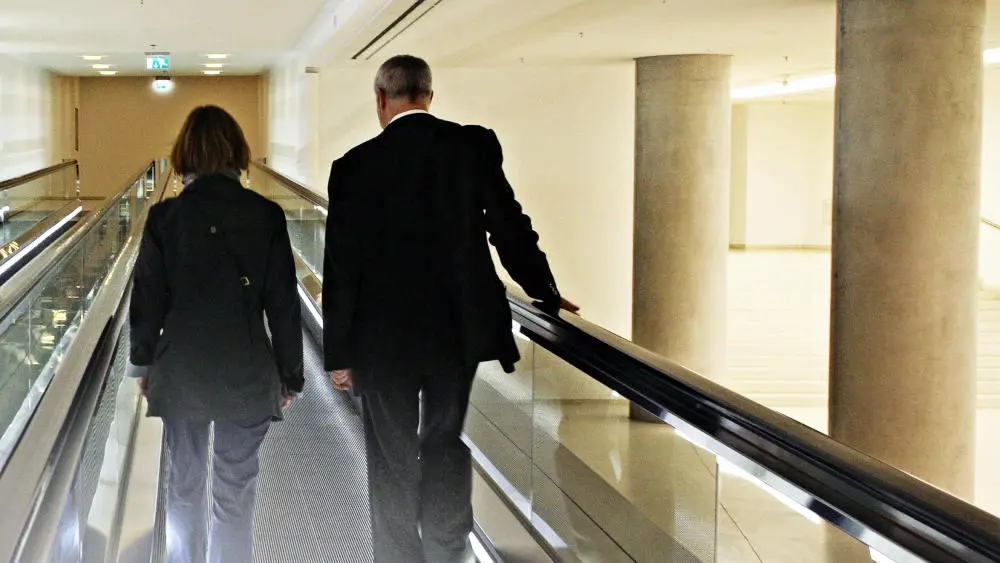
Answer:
350, 0, 431, 60
0, 161, 77, 194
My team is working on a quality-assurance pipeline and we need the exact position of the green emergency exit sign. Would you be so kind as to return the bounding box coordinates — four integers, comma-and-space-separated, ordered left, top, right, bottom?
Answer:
146, 56, 169, 71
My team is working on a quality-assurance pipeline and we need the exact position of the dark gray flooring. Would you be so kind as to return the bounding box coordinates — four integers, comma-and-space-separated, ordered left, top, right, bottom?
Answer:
150, 332, 373, 563
253, 333, 372, 562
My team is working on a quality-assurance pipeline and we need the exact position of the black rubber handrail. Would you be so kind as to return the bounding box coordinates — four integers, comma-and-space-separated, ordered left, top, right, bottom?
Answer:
0, 160, 77, 193
255, 160, 1000, 563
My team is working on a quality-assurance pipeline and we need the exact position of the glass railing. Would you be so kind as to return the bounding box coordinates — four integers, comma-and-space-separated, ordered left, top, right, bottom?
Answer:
246, 162, 1000, 563
248, 164, 327, 278
467, 322, 870, 562
0, 160, 171, 561
0, 162, 82, 281
0, 161, 78, 248
0, 162, 155, 474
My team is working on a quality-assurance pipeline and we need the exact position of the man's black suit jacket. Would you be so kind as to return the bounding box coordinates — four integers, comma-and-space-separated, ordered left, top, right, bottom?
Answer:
323, 113, 560, 391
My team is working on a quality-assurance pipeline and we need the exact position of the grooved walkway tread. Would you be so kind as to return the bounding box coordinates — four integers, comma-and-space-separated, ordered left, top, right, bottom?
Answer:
253, 333, 372, 562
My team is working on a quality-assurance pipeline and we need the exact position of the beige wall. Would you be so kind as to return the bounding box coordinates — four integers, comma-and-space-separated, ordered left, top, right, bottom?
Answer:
49, 75, 79, 164
984, 67, 1000, 223
730, 101, 835, 248
730, 84, 999, 284
0, 55, 53, 180
280, 62, 637, 337
267, 59, 322, 187
78, 76, 262, 198
729, 105, 749, 246
982, 67, 1000, 287
259, 71, 271, 168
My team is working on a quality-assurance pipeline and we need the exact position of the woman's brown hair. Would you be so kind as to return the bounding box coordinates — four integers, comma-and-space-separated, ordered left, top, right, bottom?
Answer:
170, 105, 250, 176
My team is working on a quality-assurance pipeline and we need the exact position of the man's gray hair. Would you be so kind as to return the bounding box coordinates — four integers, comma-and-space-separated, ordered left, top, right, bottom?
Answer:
374, 55, 433, 101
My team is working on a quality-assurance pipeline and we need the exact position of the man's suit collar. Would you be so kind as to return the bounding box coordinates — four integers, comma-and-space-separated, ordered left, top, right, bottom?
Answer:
390, 109, 431, 124
384, 111, 435, 132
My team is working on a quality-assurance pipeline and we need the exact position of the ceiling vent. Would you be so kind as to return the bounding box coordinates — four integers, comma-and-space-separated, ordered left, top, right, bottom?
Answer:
353, 0, 444, 61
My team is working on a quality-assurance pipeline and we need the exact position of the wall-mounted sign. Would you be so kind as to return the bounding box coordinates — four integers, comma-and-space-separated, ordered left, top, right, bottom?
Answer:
146, 56, 169, 71
153, 78, 173, 93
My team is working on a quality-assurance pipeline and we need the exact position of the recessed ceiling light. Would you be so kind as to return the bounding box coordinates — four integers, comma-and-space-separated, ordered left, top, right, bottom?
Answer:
204, 63, 224, 68
99, 71, 117, 76
202, 70, 222, 75
82, 55, 103, 61
92, 64, 112, 69
206, 54, 229, 60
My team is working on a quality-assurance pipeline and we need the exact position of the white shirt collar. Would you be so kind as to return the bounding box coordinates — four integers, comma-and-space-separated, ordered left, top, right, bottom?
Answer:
390, 109, 430, 124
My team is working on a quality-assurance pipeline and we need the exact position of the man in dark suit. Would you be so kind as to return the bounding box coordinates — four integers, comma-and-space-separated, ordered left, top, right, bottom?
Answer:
323, 55, 576, 562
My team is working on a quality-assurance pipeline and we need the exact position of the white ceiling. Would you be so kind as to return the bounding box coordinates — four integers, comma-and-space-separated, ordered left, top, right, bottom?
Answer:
362, 0, 837, 85
3, 0, 1000, 85
321, 0, 1000, 87
0, 0, 342, 75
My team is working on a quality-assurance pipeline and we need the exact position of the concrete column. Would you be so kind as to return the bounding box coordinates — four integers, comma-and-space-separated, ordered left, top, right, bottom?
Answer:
633, 55, 732, 421
830, 0, 984, 498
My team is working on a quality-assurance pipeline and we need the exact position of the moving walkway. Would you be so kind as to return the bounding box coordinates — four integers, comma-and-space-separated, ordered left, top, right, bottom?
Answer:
0, 161, 84, 284
0, 160, 998, 562
0, 160, 162, 286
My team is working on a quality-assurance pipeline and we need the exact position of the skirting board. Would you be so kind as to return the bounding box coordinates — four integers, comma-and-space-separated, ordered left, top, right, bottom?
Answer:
730, 244, 831, 252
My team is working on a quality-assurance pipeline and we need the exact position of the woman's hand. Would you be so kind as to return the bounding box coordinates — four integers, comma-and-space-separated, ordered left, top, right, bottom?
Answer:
138, 377, 148, 397
281, 385, 295, 410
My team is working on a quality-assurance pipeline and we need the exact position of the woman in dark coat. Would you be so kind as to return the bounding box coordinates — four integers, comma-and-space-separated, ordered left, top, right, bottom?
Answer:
129, 105, 304, 563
